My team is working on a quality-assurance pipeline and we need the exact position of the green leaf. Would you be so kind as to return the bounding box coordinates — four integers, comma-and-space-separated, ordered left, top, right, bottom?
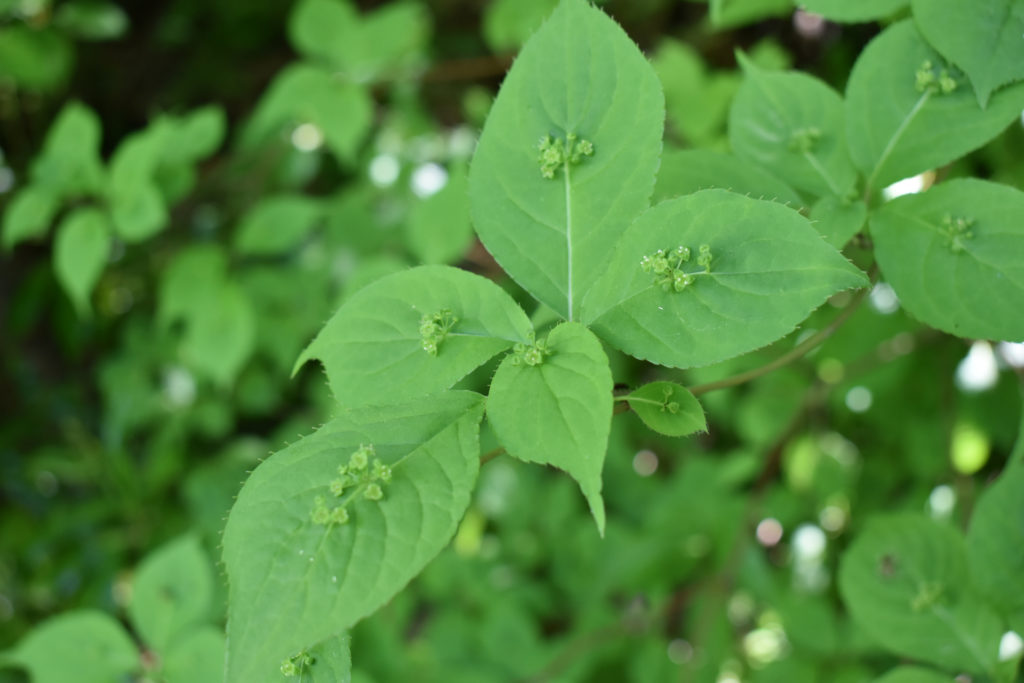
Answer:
912, 0, 1024, 108
966, 464, 1024, 614
810, 195, 867, 248
53, 1, 130, 41
872, 667, 953, 683
181, 281, 257, 388
110, 180, 167, 242
709, 0, 792, 28
407, 166, 474, 265
845, 20, 1024, 194
289, 0, 430, 80
7, 610, 138, 683
162, 626, 225, 683
581, 190, 868, 369
158, 244, 229, 329
729, 54, 857, 198
653, 148, 804, 207
870, 178, 1024, 341
798, 0, 908, 23
487, 321, 612, 533
0, 26, 73, 91
654, 39, 739, 145
482, 0, 558, 52
241, 63, 373, 164
295, 265, 532, 407
223, 392, 484, 682
129, 534, 214, 653
30, 101, 105, 198
626, 381, 706, 437
234, 194, 323, 256
468, 0, 664, 321
53, 208, 111, 317
162, 105, 227, 165
2, 185, 59, 249
296, 634, 352, 683
838, 514, 1002, 675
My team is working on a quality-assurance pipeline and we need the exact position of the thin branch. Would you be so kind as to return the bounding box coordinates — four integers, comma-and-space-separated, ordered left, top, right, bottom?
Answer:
480, 447, 506, 465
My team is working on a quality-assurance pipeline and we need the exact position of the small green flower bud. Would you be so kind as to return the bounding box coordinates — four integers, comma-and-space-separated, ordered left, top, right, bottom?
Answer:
364, 483, 384, 501
311, 505, 330, 525
330, 507, 350, 525
281, 659, 298, 677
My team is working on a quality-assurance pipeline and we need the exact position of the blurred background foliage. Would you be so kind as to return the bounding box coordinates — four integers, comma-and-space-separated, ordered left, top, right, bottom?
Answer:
1, 0, 1023, 681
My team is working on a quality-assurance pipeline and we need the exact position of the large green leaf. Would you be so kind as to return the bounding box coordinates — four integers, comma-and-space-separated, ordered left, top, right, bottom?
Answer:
487, 322, 612, 533
912, 0, 1024, 108
29, 101, 105, 198
295, 265, 532, 407
729, 55, 857, 198
2, 185, 59, 249
870, 179, 1024, 341
5, 610, 138, 683
872, 667, 954, 683
468, 0, 664, 321
838, 514, 1002, 675
845, 20, 1024, 194
798, 0, 908, 22
53, 207, 111, 317
966, 464, 1024, 614
581, 190, 868, 369
128, 534, 214, 653
653, 148, 803, 207
223, 392, 484, 682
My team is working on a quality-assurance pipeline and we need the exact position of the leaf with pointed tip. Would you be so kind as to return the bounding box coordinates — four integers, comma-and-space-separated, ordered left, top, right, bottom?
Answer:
468, 0, 664, 321
838, 514, 1002, 675
581, 190, 868, 369
129, 534, 214, 654
295, 265, 532, 407
846, 20, 1024, 194
29, 101, 105, 198
223, 392, 484, 682
810, 195, 866, 248
870, 179, 1024, 341
626, 381, 706, 437
912, 0, 1024, 108
53, 207, 111, 317
2, 185, 59, 249
799, 0, 907, 22
729, 55, 857, 198
654, 148, 804, 207
486, 322, 612, 533
234, 194, 323, 256
7, 610, 138, 683
966, 464, 1024, 614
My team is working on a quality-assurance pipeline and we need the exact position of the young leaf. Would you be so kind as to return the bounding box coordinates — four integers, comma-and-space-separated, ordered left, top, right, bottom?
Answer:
729, 54, 857, 198
110, 180, 167, 242
810, 195, 867, 248
161, 627, 225, 683
870, 178, 1024, 341
161, 105, 226, 165
128, 534, 214, 654
798, 0, 908, 22
482, 0, 558, 52
407, 165, 474, 265
580, 190, 868, 369
468, 0, 664, 321
653, 148, 804, 208
966, 465, 1024, 614
838, 514, 1002, 675
295, 265, 533, 407
180, 281, 256, 388
845, 20, 1024, 194
2, 185, 59, 249
29, 101, 105, 198
626, 381, 706, 437
912, 0, 1024, 108
233, 194, 323, 256
486, 321, 612, 534
7, 610, 138, 683
223, 392, 484, 682
53, 207, 111, 316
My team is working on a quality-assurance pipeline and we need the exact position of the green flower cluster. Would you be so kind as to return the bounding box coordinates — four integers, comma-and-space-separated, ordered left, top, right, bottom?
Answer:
310, 444, 393, 527
537, 132, 594, 179
280, 651, 314, 677
915, 59, 957, 94
420, 308, 457, 356
640, 244, 713, 292
787, 126, 822, 153
510, 338, 552, 367
941, 213, 975, 253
